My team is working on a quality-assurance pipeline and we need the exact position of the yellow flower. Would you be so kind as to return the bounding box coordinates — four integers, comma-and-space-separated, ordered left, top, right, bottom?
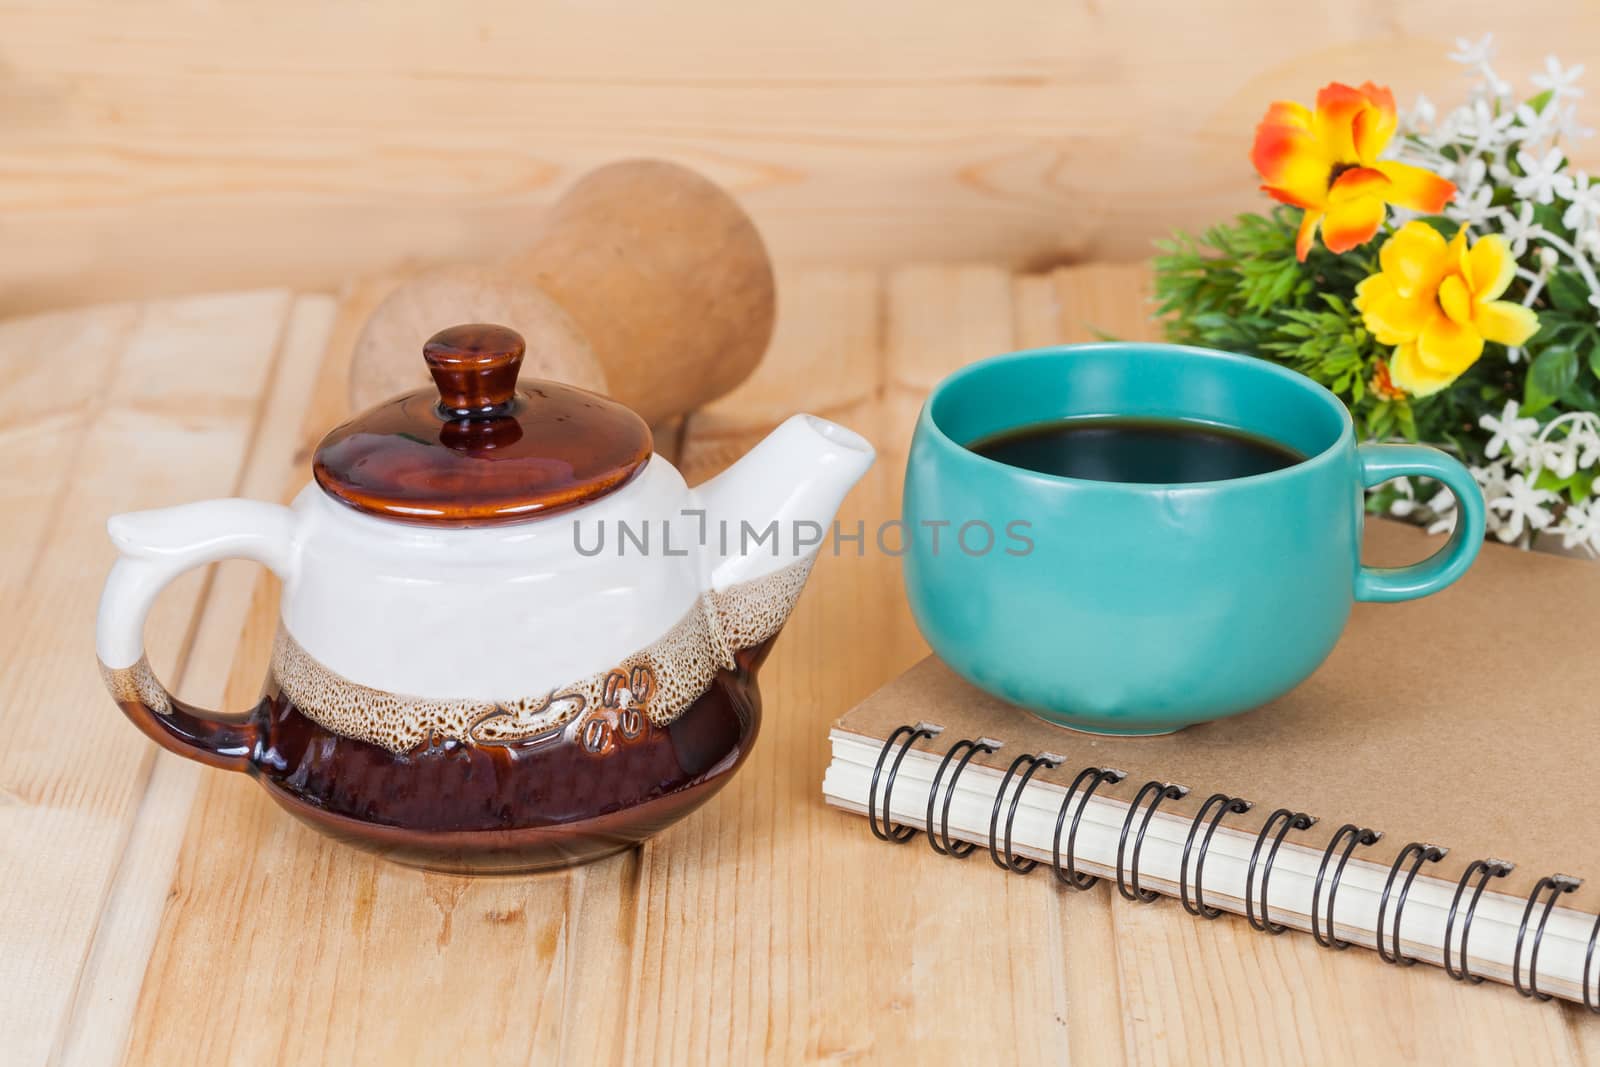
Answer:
1251, 82, 1455, 261
1354, 222, 1540, 397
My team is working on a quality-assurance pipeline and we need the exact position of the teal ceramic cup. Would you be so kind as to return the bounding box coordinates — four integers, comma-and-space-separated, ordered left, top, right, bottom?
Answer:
902, 342, 1486, 735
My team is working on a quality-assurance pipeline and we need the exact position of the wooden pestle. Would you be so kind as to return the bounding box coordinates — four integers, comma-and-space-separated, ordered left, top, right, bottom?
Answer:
349, 160, 777, 425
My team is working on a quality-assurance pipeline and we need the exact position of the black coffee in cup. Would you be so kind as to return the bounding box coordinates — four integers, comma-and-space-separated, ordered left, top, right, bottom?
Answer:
968, 416, 1304, 484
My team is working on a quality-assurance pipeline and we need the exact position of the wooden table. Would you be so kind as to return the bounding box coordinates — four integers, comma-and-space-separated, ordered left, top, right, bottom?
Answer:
5, 264, 1595, 1065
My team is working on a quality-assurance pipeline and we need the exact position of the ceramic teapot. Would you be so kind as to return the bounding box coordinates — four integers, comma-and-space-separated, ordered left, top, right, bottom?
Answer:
95, 324, 874, 873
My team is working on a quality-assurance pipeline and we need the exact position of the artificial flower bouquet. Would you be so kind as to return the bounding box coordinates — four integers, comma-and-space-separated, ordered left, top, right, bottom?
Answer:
1154, 35, 1600, 553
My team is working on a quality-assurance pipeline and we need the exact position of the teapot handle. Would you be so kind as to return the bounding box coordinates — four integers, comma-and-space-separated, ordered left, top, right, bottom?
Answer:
95, 499, 299, 771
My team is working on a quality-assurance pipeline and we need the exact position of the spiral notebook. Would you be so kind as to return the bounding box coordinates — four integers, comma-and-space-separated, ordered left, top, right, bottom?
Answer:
822, 521, 1600, 1009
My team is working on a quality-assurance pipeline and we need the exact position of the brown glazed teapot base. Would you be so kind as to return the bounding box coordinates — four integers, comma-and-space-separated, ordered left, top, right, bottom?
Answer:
244, 638, 773, 876
259, 775, 724, 875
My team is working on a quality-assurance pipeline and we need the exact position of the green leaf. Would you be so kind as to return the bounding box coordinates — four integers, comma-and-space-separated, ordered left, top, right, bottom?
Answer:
1524, 376, 1558, 417
1395, 401, 1418, 441
1367, 403, 1396, 439
1535, 467, 1596, 503
1414, 216, 1460, 240
1528, 88, 1555, 114
1547, 270, 1591, 313
1567, 383, 1600, 414
1529, 345, 1579, 404
1589, 338, 1600, 381
1534, 203, 1567, 235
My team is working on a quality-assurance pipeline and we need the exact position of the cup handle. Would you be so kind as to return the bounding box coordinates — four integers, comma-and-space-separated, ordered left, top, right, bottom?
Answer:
95, 499, 298, 770
1354, 443, 1486, 603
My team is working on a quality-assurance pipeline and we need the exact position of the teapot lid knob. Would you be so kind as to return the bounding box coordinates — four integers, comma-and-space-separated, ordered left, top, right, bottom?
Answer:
424, 323, 525, 417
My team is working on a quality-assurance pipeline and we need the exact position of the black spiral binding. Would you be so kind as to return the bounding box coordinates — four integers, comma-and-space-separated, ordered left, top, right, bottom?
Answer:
1309, 823, 1383, 949
1180, 794, 1252, 919
1513, 874, 1582, 1000
1443, 859, 1514, 983
1051, 767, 1127, 890
1246, 808, 1318, 934
864, 723, 1600, 1010
1116, 780, 1190, 903
925, 737, 1000, 858
867, 722, 940, 843
1585, 911, 1600, 1013
1376, 842, 1448, 965
989, 753, 1062, 874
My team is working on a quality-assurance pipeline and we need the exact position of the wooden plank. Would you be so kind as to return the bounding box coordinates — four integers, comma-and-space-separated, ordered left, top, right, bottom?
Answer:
1050, 262, 1160, 344
629, 272, 928, 1063
1106, 900, 1590, 1064
680, 266, 882, 476
57, 294, 338, 1067
880, 263, 1015, 458
698, 268, 883, 428
0, 291, 291, 1067
6, 4, 1600, 312
0, 303, 140, 603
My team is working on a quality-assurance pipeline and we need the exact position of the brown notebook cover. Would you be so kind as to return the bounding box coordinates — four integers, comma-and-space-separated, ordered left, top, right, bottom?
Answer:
827, 520, 1600, 998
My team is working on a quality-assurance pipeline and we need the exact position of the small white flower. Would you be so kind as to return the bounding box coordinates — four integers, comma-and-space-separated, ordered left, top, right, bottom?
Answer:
1539, 245, 1562, 272
1474, 460, 1512, 497
1473, 461, 1513, 541
1562, 173, 1600, 232
1553, 498, 1600, 556
1530, 435, 1579, 480
1498, 202, 1545, 257
1424, 107, 1468, 152
1448, 156, 1489, 194
1462, 100, 1516, 154
1555, 104, 1595, 143
1387, 477, 1419, 518
1520, 437, 1549, 473
1514, 147, 1576, 204
1577, 227, 1600, 260
1480, 400, 1540, 460
1397, 144, 1451, 179
1572, 422, 1600, 467
1448, 185, 1498, 229
1489, 473, 1558, 541
1530, 56, 1586, 101
1405, 93, 1437, 133
1425, 483, 1459, 535
1511, 102, 1559, 143
1450, 34, 1497, 68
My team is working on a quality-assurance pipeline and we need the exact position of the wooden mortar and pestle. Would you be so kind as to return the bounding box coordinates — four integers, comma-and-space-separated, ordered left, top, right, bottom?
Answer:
349, 160, 777, 426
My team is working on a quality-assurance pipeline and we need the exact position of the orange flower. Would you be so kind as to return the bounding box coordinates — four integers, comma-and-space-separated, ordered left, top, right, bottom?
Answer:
1370, 359, 1407, 402
1251, 82, 1456, 260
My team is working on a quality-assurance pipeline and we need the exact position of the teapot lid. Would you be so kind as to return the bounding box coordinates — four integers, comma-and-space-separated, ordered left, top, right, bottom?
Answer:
313, 323, 652, 526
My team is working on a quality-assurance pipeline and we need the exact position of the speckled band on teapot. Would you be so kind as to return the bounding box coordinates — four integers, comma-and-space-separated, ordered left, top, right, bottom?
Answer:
262, 555, 814, 752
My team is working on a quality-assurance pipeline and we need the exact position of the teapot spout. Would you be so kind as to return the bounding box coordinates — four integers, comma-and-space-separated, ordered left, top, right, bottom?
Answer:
691, 414, 874, 592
